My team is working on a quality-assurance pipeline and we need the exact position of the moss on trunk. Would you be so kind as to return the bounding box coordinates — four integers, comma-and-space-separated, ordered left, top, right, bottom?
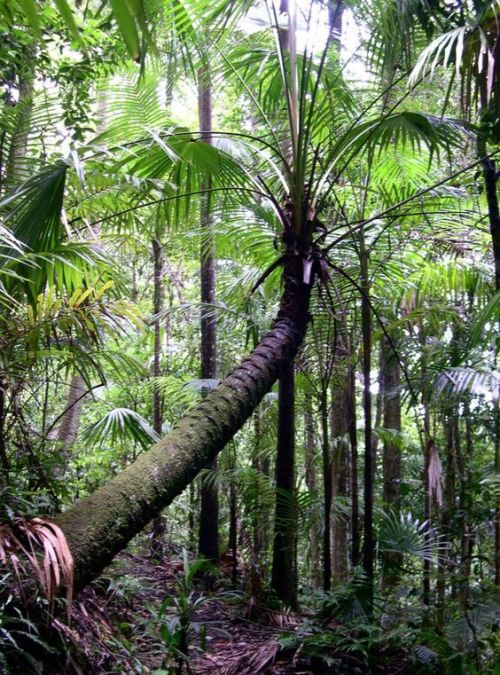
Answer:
56, 266, 312, 592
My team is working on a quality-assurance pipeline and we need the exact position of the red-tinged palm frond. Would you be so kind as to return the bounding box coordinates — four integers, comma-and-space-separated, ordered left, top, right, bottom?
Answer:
0, 517, 73, 616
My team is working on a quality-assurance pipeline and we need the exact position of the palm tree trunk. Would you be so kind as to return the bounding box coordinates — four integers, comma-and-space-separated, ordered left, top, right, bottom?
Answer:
56, 258, 312, 593
54, 375, 86, 468
494, 399, 500, 586
271, 360, 298, 608
0, 385, 9, 480
197, 62, 219, 563
360, 245, 374, 610
331, 361, 349, 581
320, 385, 332, 591
381, 330, 402, 588
304, 403, 321, 587
150, 237, 166, 559
348, 353, 360, 567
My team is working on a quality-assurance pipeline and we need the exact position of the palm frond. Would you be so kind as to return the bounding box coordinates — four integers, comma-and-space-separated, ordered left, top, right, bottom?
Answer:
0, 161, 67, 253
378, 510, 444, 562
82, 407, 160, 449
0, 517, 73, 615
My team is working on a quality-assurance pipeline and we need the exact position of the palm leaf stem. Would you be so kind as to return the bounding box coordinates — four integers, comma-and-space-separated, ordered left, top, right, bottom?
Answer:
69, 186, 283, 229
87, 130, 289, 169
316, 74, 432, 211
323, 150, 500, 252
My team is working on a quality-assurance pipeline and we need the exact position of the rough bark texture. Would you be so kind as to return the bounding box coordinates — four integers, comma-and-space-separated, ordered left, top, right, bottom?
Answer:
198, 62, 220, 563
271, 360, 298, 608
56, 260, 312, 593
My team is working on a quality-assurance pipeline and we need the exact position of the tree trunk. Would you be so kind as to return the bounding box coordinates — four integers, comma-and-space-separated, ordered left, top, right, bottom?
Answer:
381, 330, 402, 589
494, 399, 500, 586
197, 62, 219, 563
320, 386, 332, 591
150, 237, 166, 559
421, 326, 432, 610
271, 360, 298, 608
0, 385, 9, 481
56, 259, 312, 593
348, 354, 360, 567
360, 245, 374, 610
304, 404, 321, 588
54, 376, 87, 468
331, 357, 349, 581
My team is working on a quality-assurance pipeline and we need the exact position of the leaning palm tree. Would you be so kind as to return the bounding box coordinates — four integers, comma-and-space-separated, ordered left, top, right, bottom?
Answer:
2, 0, 472, 597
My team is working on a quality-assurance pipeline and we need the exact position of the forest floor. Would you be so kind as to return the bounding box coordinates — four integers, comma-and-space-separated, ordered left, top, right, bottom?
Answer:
56, 542, 409, 675
63, 545, 303, 674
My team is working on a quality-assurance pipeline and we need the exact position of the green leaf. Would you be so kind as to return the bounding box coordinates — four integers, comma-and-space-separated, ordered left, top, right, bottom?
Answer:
82, 408, 160, 449
15, 0, 41, 38
53, 0, 85, 47
110, 0, 140, 60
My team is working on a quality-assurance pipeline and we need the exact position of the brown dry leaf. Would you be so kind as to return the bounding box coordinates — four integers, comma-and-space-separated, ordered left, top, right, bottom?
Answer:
0, 516, 74, 619
264, 607, 300, 627
225, 640, 279, 675
428, 441, 443, 506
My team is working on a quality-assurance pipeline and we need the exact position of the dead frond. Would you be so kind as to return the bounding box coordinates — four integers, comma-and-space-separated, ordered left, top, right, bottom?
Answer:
427, 441, 443, 507
196, 639, 279, 675
0, 517, 74, 618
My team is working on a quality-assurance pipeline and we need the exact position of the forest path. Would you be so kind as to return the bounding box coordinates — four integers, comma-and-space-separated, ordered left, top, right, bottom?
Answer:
66, 545, 301, 674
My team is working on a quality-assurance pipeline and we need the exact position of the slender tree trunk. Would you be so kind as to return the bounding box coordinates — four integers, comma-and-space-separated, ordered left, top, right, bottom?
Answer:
460, 404, 473, 607
271, 360, 298, 608
150, 237, 166, 559
0, 72, 34, 478
55, 258, 312, 593
327, 0, 344, 42
0, 385, 9, 480
480, 123, 500, 581
54, 376, 86, 469
304, 404, 321, 588
437, 411, 457, 627
494, 399, 500, 586
348, 354, 360, 567
197, 62, 219, 563
360, 245, 374, 610
478, 96, 500, 582
252, 408, 264, 557
381, 330, 402, 588
320, 386, 332, 591
331, 357, 349, 581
